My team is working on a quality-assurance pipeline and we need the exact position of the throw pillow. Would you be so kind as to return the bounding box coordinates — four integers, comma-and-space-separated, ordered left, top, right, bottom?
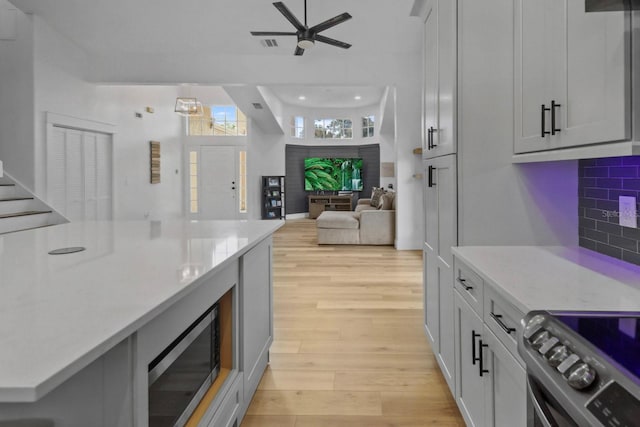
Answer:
370, 187, 385, 207
380, 192, 395, 210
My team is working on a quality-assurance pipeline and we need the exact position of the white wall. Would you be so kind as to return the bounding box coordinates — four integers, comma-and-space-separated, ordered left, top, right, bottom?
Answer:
394, 85, 424, 250
33, 15, 97, 196
0, 1, 34, 189
97, 85, 184, 220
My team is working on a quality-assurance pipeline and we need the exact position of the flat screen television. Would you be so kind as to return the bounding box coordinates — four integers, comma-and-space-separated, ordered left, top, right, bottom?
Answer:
304, 157, 363, 191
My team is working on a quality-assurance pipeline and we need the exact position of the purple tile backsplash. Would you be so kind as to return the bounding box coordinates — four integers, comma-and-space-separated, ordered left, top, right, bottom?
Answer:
579, 157, 640, 266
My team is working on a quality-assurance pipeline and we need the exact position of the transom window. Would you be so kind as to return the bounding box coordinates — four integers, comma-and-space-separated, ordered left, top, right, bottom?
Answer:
362, 116, 375, 138
314, 119, 353, 139
188, 105, 247, 136
291, 116, 304, 138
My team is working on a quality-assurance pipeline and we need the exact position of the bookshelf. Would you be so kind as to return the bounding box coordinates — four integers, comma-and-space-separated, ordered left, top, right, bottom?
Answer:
262, 176, 285, 220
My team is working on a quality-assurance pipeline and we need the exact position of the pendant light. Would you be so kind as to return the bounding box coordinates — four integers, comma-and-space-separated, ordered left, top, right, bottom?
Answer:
174, 97, 204, 117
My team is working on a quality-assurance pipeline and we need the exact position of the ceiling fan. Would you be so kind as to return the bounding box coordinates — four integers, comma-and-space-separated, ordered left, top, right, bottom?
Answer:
250, 0, 352, 56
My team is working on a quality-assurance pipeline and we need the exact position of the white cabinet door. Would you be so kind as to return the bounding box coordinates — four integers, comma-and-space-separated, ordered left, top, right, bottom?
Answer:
423, 1, 438, 156
423, 247, 439, 347
514, 0, 563, 153
515, 0, 629, 154
558, 0, 629, 148
240, 238, 273, 403
483, 327, 527, 427
423, 155, 457, 393
423, 0, 457, 159
454, 291, 485, 427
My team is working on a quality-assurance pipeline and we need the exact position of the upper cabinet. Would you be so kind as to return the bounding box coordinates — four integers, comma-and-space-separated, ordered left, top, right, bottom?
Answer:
514, 0, 632, 159
422, 0, 457, 159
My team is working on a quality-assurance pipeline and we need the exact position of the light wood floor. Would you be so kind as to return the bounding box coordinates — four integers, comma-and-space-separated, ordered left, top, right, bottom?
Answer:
242, 219, 465, 427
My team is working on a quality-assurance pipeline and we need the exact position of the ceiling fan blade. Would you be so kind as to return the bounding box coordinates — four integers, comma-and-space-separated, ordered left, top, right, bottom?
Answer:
250, 31, 298, 36
273, 2, 306, 32
309, 12, 352, 33
315, 34, 351, 49
294, 46, 305, 56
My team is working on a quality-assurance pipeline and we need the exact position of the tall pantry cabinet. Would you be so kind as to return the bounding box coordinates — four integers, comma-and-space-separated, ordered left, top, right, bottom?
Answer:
419, 0, 531, 423
420, 0, 458, 395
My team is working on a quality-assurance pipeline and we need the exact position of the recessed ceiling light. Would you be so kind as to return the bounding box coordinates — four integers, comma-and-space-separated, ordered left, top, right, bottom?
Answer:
354, 95, 362, 100
298, 96, 306, 101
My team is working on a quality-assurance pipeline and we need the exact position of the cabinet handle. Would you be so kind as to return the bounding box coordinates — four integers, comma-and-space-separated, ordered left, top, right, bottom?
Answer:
428, 165, 436, 187
479, 340, 489, 377
551, 100, 561, 135
457, 278, 473, 291
423, 129, 431, 150
472, 330, 481, 365
429, 127, 437, 149
541, 104, 551, 138
490, 312, 516, 335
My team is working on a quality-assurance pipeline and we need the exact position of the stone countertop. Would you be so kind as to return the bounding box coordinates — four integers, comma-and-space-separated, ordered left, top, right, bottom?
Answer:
452, 246, 640, 314
0, 219, 283, 402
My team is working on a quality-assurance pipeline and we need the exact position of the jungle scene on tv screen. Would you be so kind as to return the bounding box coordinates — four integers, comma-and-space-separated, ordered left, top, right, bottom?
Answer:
304, 158, 363, 191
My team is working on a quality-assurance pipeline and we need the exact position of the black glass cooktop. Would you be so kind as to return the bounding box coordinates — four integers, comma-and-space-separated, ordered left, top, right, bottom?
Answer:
556, 313, 640, 380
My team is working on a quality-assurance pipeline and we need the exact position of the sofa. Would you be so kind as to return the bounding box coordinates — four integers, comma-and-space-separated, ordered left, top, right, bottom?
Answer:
316, 195, 395, 245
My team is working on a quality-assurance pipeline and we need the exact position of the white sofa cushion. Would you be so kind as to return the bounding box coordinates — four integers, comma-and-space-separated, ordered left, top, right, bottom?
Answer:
316, 211, 360, 230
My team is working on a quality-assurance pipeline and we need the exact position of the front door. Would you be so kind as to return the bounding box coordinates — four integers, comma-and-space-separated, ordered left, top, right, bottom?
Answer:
198, 146, 237, 219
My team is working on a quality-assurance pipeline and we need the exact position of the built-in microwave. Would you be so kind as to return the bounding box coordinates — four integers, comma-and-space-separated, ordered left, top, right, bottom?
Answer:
148, 303, 220, 427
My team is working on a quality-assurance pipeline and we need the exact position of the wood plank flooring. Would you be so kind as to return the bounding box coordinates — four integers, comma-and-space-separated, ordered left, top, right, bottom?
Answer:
242, 219, 464, 427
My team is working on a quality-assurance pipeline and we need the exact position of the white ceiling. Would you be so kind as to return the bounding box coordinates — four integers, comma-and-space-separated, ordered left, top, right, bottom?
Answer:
266, 85, 385, 108
8, 0, 416, 111
9, 0, 420, 57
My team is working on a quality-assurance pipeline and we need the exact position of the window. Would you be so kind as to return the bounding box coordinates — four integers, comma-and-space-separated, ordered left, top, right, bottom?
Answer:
290, 116, 304, 138
187, 105, 247, 136
213, 106, 247, 136
314, 119, 353, 139
362, 116, 375, 137
189, 151, 198, 213
239, 151, 247, 213
188, 106, 213, 136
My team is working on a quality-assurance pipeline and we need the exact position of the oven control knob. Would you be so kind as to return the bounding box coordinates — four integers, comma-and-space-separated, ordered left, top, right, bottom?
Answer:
529, 330, 551, 350
557, 353, 581, 375
523, 314, 546, 339
567, 363, 597, 390
545, 345, 569, 368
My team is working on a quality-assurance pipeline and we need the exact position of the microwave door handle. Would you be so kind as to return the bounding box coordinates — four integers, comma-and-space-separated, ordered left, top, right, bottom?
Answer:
148, 311, 213, 386
527, 378, 557, 427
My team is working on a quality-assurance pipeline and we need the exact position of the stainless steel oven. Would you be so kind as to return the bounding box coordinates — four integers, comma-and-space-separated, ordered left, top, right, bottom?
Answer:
518, 311, 640, 427
148, 303, 220, 427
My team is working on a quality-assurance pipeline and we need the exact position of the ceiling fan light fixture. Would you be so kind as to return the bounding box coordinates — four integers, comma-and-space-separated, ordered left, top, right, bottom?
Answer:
297, 38, 314, 50
175, 97, 204, 117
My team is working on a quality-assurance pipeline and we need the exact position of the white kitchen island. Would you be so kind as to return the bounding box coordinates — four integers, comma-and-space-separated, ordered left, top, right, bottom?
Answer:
0, 219, 284, 426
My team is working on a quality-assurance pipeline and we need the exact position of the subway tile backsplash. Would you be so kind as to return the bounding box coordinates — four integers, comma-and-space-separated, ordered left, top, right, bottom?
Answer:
579, 157, 640, 266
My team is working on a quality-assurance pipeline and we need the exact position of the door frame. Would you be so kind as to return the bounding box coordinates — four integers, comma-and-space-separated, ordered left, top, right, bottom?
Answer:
183, 141, 248, 220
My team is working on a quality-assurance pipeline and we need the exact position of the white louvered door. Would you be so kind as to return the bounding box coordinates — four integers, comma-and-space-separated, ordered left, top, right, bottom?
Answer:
48, 126, 113, 221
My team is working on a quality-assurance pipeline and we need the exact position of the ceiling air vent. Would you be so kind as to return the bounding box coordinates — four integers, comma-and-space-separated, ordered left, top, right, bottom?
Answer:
252, 103, 264, 110
260, 39, 279, 48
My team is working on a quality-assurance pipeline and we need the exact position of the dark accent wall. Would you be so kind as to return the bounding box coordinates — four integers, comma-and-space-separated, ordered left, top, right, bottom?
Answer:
285, 144, 380, 215
578, 156, 640, 266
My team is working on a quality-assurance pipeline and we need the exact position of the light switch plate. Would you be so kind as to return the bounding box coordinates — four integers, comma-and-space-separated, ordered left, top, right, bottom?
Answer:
619, 196, 637, 228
